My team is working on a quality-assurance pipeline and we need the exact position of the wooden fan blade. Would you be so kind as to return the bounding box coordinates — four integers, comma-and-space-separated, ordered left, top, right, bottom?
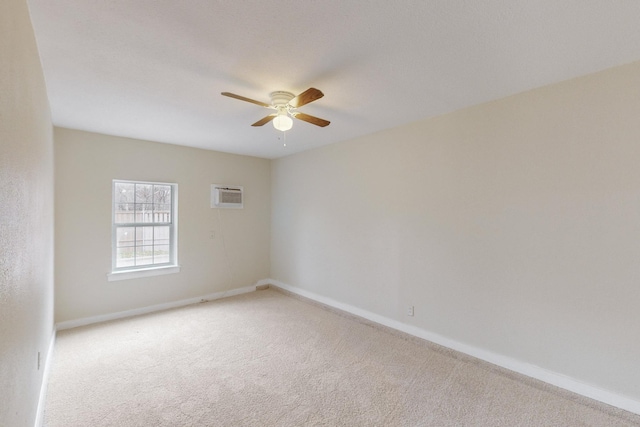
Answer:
289, 88, 324, 108
221, 92, 271, 108
293, 112, 330, 127
252, 114, 277, 126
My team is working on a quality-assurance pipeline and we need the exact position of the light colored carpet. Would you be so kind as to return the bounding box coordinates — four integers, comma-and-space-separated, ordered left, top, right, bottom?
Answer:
45, 287, 640, 426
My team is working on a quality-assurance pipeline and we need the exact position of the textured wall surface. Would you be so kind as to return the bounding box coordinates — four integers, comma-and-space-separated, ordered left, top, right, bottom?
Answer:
0, 0, 55, 426
271, 61, 640, 403
54, 128, 271, 323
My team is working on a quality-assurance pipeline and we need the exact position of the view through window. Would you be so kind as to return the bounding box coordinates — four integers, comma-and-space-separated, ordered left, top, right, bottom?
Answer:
112, 180, 177, 271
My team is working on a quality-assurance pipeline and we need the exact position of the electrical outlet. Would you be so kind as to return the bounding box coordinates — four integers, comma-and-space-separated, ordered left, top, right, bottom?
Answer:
209, 230, 215, 239
407, 305, 414, 316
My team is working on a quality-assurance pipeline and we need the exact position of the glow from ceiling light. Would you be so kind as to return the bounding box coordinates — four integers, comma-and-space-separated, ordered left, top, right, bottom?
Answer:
273, 114, 293, 132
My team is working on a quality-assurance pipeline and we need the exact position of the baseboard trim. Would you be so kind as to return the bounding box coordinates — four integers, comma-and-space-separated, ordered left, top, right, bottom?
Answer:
267, 279, 640, 416
56, 284, 258, 331
35, 329, 56, 427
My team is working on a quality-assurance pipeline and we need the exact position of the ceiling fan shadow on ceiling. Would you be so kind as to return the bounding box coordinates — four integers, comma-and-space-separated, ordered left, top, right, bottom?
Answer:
221, 88, 330, 132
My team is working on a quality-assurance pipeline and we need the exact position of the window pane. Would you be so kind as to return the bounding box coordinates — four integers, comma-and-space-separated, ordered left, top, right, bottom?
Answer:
135, 246, 154, 266
154, 226, 170, 246
114, 183, 134, 222
115, 182, 134, 203
153, 210, 169, 223
135, 184, 153, 204
116, 227, 135, 248
115, 210, 135, 224
153, 245, 170, 264
134, 203, 152, 211
153, 204, 172, 223
153, 185, 171, 204
116, 247, 135, 268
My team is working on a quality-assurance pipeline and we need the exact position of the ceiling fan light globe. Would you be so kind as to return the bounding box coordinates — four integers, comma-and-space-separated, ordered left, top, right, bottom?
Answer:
273, 114, 293, 132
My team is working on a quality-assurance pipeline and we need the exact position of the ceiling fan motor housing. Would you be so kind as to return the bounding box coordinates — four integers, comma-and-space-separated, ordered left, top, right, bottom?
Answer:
270, 91, 295, 108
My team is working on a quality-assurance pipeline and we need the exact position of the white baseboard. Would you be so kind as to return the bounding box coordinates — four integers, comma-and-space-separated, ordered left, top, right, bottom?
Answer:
56, 283, 258, 331
267, 279, 640, 416
35, 329, 56, 427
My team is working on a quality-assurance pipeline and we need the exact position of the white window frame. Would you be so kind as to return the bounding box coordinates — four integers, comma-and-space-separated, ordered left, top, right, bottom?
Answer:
108, 180, 179, 281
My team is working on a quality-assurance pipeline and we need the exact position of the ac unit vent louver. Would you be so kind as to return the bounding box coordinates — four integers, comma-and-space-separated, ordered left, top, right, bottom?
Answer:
211, 185, 243, 209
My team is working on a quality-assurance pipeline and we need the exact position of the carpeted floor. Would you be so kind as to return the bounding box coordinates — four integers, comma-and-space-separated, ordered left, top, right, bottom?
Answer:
44, 287, 640, 426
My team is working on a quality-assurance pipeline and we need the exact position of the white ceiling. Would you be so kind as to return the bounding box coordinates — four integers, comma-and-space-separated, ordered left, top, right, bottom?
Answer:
28, 0, 640, 159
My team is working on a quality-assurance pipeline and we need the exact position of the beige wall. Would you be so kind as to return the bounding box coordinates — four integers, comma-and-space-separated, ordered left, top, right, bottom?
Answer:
0, 0, 55, 425
271, 61, 640, 401
54, 128, 270, 322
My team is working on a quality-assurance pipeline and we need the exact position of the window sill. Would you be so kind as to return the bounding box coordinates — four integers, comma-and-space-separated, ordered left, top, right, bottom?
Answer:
107, 265, 181, 282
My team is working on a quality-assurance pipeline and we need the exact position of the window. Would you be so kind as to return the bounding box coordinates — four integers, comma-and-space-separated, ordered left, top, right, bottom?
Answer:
110, 180, 178, 279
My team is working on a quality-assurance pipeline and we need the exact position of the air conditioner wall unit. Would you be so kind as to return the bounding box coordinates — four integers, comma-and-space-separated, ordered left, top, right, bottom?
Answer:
211, 185, 243, 209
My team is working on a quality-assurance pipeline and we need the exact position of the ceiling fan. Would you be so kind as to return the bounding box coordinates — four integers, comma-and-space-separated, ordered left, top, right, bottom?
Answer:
221, 88, 330, 132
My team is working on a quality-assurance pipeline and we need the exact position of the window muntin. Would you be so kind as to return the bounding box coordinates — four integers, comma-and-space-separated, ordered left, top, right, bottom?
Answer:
112, 180, 176, 271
